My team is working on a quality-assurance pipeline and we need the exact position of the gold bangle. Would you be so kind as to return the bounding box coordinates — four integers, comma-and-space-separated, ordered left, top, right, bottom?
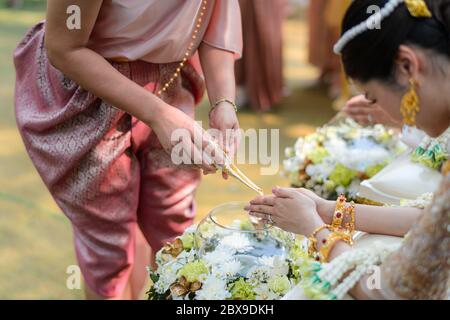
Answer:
318, 232, 347, 263
344, 201, 356, 235
307, 225, 331, 256
213, 98, 238, 112
333, 229, 353, 246
331, 194, 346, 229
311, 224, 331, 238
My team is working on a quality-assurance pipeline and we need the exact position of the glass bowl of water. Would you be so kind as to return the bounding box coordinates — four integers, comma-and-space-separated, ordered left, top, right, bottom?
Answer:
195, 201, 295, 276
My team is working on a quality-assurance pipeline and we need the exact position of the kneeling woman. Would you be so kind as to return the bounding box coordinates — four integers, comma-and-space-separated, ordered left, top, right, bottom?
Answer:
247, 0, 449, 299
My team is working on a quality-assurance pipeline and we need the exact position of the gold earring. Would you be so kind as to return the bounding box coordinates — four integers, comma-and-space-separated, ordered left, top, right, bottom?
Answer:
400, 78, 420, 126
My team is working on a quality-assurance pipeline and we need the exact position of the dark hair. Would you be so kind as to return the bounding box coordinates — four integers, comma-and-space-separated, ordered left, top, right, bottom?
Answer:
340, 0, 450, 83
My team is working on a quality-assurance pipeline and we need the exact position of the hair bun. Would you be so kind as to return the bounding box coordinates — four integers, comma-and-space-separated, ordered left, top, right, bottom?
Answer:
426, 0, 450, 35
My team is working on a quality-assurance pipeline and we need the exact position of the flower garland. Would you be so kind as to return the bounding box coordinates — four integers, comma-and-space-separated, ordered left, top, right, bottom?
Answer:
296, 242, 400, 300
399, 192, 434, 209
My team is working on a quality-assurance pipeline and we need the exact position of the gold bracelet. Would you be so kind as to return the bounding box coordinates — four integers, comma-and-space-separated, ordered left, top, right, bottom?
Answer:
212, 98, 238, 112
307, 225, 331, 257
344, 201, 356, 235
331, 194, 346, 229
318, 232, 347, 263
333, 229, 353, 246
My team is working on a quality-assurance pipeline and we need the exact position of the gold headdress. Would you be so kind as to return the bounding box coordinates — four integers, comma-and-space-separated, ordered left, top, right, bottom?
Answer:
404, 0, 432, 18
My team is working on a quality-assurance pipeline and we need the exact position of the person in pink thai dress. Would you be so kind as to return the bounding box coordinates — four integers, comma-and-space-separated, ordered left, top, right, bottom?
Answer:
14, 0, 242, 299
235, 0, 286, 112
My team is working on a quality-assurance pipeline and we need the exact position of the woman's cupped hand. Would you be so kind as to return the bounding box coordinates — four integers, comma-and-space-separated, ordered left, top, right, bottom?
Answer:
244, 187, 328, 236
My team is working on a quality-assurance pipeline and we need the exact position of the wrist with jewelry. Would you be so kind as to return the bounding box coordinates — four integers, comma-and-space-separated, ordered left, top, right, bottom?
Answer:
308, 226, 352, 263
317, 199, 336, 224
307, 224, 331, 258
318, 231, 350, 263
308, 195, 356, 262
211, 98, 238, 113
331, 195, 346, 229
332, 194, 356, 238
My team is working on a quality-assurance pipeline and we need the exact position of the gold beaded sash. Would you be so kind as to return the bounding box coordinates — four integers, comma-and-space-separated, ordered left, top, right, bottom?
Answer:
157, 0, 209, 96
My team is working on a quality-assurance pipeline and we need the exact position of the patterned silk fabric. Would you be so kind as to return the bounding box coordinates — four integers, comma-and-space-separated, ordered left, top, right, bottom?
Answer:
14, 22, 205, 297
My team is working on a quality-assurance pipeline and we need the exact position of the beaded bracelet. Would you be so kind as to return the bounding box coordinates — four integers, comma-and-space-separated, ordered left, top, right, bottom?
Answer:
212, 98, 238, 112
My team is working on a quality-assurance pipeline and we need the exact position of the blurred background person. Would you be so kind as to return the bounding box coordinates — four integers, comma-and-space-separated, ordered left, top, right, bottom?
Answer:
308, 0, 351, 100
235, 0, 287, 112
6, 0, 22, 8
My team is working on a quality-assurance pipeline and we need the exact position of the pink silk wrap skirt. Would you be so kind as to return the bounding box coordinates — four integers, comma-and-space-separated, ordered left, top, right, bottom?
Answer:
13, 22, 204, 298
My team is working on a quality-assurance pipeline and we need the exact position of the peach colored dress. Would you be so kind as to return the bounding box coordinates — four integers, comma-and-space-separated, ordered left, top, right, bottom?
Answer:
88, 0, 242, 63
14, 0, 242, 298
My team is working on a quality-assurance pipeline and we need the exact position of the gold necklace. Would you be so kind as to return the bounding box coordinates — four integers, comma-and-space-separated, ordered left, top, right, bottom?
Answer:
156, 0, 208, 96
155, 1, 264, 195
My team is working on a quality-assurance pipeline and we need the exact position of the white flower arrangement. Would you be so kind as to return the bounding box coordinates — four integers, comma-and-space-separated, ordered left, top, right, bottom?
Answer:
147, 222, 307, 300
283, 119, 406, 201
